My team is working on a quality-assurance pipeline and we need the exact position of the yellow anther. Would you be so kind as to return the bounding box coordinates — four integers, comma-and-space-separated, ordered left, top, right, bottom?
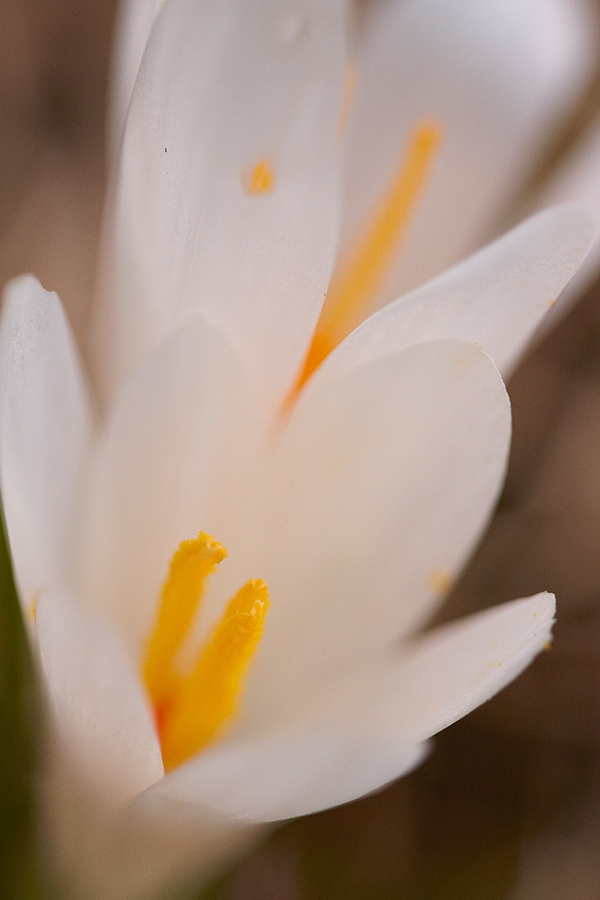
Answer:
283, 120, 442, 412
159, 579, 269, 771
248, 160, 274, 194
142, 532, 269, 772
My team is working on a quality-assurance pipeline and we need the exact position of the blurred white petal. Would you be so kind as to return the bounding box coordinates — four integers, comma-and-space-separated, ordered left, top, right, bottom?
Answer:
340, 0, 596, 308
317, 204, 596, 386
97, 0, 347, 412
36, 590, 163, 807
0, 275, 93, 604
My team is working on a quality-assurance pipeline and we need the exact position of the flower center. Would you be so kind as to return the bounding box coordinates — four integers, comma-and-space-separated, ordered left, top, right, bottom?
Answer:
142, 532, 269, 772
283, 120, 442, 411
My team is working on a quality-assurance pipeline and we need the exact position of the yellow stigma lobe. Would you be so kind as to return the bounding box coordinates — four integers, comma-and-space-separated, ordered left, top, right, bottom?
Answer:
284, 121, 442, 410
159, 579, 269, 771
142, 533, 269, 772
143, 534, 226, 715
249, 160, 273, 193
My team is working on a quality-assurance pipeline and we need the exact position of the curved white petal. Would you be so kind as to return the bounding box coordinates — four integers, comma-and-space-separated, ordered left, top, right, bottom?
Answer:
527, 114, 600, 314
129, 594, 553, 825
108, 0, 161, 156
0, 276, 93, 606
316, 205, 596, 389
36, 590, 163, 809
80, 314, 260, 657
152, 724, 427, 823
361, 592, 556, 743
96, 0, 347, 412
339, 0, 596, 310
172, 593, 552, 827
234, 339, 510, 729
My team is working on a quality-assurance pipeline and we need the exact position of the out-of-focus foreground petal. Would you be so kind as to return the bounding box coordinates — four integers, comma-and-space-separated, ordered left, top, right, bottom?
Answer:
0, 275, 93, 606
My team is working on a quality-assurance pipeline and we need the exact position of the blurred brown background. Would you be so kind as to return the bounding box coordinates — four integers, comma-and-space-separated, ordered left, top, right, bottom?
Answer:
0, 0, 115, 346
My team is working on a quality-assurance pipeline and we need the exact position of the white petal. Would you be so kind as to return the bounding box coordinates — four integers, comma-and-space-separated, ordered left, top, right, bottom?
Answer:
364, 592, 556, 743
151, 724, 427, 823
0, 276, 93, 606
150, 595, 552, 823
236, 339, 511, 728
340, 0, 596, 309
35, 590, 163, 808
108, 0, 161, 156
80, 314, 260, 657
96, 0, 347, 411
37, 589, 257, 899
316, 205, 596, 387
527, 114, 600, 315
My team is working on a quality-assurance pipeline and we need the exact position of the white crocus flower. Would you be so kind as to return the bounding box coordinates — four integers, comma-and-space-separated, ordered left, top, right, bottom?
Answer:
0, 1, 596, 899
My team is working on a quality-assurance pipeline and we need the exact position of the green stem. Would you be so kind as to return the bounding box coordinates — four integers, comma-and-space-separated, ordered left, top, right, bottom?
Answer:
0, 502, 45, 898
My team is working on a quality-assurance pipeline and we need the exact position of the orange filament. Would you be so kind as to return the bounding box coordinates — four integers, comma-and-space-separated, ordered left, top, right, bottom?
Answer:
284, 120, 442, 411
249, 160, 274, 194
337, 62, 358, 137
142, 532, 269, 772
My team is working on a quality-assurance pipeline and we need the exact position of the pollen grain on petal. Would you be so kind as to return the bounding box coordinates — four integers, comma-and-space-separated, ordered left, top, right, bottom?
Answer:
245, 159, 274, 194
28, 595, 38, 624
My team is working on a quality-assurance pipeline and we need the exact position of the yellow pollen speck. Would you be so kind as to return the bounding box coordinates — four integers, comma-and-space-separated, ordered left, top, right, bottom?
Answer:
28, 595, 38, 623
142, 532, 269, 772
543, 641, 552, 652
428, 569, 453, 596
548, 298, 556, 307
246, 160, 274, 194
282, 119, 443, 413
